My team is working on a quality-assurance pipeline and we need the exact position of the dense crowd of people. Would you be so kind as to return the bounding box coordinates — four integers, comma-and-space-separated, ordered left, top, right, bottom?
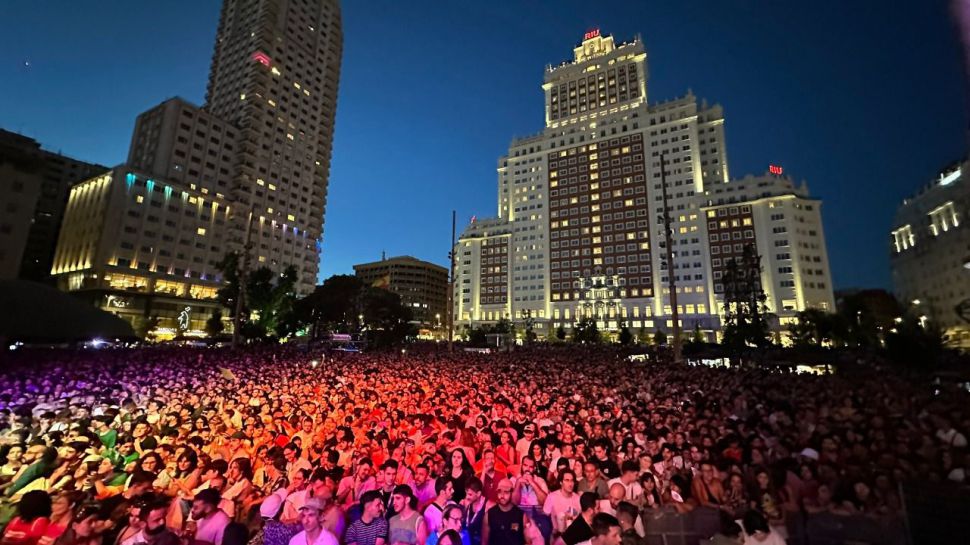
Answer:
0, 344, 966, 545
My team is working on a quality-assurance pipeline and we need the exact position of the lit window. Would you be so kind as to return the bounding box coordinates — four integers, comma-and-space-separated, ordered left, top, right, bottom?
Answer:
197, 228, 206, 236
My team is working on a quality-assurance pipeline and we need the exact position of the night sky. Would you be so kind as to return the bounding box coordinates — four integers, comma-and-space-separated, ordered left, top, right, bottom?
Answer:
1, 1, 967, 290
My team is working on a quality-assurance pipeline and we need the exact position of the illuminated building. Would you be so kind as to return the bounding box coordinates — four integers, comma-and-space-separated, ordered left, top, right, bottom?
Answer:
51, 0, 343, 336
0, 130, 105, 281
890, 160, 970, 346
353, 255, 448, 326
453, 30, 834, 339
51, 170, 230, 337
701, 171, 835, 330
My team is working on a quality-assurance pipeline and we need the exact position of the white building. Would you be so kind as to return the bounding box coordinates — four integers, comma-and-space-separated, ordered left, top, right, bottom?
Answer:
51, 0, 343, 336
453, 30, 834, 339
890, 161, 970, 346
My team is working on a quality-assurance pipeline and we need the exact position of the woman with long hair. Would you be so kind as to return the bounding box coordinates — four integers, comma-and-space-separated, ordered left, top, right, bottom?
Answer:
444, 449, 474, 503
494, 431, 517, 469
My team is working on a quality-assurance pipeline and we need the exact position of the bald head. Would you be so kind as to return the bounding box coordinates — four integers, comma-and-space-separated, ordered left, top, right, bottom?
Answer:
609, 482, 626, 506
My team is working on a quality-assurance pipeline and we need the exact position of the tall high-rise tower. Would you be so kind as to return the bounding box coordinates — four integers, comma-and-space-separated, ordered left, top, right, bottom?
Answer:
204, 0, 343, 293
52, 0, 343, 337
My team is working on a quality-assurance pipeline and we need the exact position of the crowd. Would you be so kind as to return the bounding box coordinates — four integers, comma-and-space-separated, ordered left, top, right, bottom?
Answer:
0, 344, 966, 545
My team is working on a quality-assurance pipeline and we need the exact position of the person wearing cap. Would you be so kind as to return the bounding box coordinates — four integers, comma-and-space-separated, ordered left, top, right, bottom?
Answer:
288, 497, 338, 545
515, 425, 536, 462
482, 478, 528, 545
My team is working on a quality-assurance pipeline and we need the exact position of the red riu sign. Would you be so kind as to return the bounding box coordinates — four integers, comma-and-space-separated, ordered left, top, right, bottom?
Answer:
769, 165, 783, 175
584, 28, 600, 40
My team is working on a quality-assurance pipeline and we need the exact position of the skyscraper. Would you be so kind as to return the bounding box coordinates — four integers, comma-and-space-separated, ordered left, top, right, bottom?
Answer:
453, 30, 833, 340
204, 0, 343, 293
52, 0, 342, 337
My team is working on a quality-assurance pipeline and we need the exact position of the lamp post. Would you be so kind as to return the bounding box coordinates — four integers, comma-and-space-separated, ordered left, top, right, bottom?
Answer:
659, 152, 683, 364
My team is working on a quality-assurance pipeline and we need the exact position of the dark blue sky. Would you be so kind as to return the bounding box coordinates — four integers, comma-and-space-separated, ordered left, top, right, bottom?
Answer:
2, 1, 967, 289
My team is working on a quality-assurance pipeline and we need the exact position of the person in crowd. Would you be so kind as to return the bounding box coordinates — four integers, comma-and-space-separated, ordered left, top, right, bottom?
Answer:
288, 498, 338, 545
386, 485, 426, 545
421, 478, 454, 536
691, 462, 725, 508
190, 489, 231, 545
577, 463, 608, 499
740, 510, 785, 545
459, 479, 486, 545
588, 513, 622, 545
424, 505, 467, 545
543, 469, 580, 545
511, 457, 549, 542
614, 503, 642, 545
481, 479, 530, 545
2, 490, 52, 545
0, 342, 962, 545
344, 491, 388, 545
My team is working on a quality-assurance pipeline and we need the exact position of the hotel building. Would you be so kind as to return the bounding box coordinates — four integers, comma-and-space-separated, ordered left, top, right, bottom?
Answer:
51, 0, 342, 336
453, 30, 833, 339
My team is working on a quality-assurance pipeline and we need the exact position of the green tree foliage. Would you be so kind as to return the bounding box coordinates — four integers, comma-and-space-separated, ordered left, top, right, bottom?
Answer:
555, 325, 567, 341
214, 253, 298, 340
653, 328, 667, 346
789, 308, 848, 347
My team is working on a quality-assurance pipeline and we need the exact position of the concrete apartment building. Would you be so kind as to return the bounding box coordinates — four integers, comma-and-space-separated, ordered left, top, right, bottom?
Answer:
51, 0, 343, 336
51, 170, 230, 335
354, 256, 448, 326
0, 130, 105, 281
453, 30, 834, 339
890, 161, 970, 346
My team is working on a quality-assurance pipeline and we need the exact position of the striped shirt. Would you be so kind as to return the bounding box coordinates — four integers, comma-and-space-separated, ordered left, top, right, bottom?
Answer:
344, 516, 388, 545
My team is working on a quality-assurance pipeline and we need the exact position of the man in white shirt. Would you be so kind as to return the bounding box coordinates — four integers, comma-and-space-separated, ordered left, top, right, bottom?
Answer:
289, 497, 339, 545
516, 424, 537, 461
285, 443, 313, 483
606, 461, 643, 503
543, 469, 580, 544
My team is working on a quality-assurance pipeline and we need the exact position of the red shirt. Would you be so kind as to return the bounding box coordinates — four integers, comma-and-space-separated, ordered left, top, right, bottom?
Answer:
2, 517, 50, 545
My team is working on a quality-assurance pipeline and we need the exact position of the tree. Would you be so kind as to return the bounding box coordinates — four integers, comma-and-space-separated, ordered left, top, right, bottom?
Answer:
721, 244, 771, 351
884, 314, 945, 367
789, 308, 847, 347
290, 275, 414, 348
618, 324, 633, 346
205, 310, 225, 337
134, 315, 160, 340
637, 327, 650, 345
653, 329, 667, 346
555, 325, 567, 341
215, 253, 298, 340
292, 274, 364, 336
571, 317, 600, 343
